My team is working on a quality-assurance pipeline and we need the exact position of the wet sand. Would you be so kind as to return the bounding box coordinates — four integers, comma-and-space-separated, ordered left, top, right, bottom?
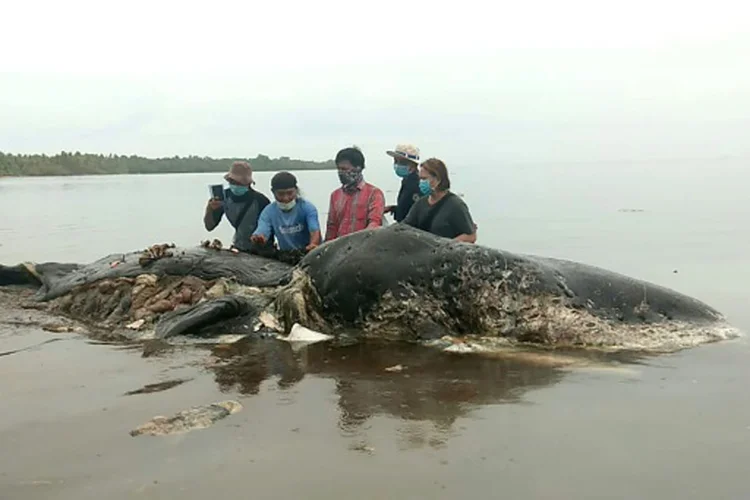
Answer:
1, 287, 749, 500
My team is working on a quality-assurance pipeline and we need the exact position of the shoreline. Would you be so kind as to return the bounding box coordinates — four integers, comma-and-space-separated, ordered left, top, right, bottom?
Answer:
0, 168, 336, 179
0, 152, 336, 178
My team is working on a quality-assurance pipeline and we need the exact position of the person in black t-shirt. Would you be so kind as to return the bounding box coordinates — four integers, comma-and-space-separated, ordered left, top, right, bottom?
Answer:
383, 143, 422, 223
402, 158, 477, 243
203, 161, 273, 253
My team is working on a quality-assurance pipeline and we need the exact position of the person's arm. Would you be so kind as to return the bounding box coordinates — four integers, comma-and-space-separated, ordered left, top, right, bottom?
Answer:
450, 198, 477, 244
455, 232, 477, 243
304, 202, 322, 249
309, 229, 322, 246
251, 204, 274, 244
204, 199, 224, 231
258, 193, 276, 246
325, 192, 338, 241
366, 188, 386, 229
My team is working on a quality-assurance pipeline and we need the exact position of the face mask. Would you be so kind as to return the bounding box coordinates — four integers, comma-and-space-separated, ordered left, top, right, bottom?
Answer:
394, 164, 409, 178
338, 170, 361, 187
278, 199, 296, 212
229, 185, 249, 196
419, 179, 433, 196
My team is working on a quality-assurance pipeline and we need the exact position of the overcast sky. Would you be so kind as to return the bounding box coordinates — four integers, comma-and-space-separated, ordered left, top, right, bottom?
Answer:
2, 0, 749, 166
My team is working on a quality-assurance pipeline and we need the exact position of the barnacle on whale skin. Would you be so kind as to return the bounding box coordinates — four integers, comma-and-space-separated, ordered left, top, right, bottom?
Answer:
200, 239, 224, 251
138, 243, 176, 266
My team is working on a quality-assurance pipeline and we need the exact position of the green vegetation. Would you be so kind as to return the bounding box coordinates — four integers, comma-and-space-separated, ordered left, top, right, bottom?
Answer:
0, 151, 335, 177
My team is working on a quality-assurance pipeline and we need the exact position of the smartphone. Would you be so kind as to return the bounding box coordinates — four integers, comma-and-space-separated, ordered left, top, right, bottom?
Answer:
209, 184, 225, 201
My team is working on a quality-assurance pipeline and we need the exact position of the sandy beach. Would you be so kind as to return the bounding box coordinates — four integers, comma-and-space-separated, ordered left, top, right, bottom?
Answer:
2, 283, 749, 500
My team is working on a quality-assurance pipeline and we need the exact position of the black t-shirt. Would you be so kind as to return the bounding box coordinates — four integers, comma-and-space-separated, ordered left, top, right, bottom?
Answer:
394, 172, 421, 223
210, 188, 272, 251
402, 192, 475, 239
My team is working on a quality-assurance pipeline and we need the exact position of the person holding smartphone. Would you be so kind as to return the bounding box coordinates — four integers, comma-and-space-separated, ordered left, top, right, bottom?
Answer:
203, 161, 272, 252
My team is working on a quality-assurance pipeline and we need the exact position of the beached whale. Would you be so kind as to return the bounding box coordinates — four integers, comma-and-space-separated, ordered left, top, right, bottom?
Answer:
0, 244, 293, 340
0, 224, 740, 351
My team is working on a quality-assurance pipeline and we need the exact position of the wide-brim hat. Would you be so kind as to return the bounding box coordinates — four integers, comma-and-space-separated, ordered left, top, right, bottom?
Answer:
224, 161, 255, 185
386, 144, 420, 165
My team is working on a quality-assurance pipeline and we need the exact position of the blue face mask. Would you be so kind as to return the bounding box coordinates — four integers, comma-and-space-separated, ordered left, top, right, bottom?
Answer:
229, 185, 249, 196
394, 164, 409, 178
419, 179, 433, 196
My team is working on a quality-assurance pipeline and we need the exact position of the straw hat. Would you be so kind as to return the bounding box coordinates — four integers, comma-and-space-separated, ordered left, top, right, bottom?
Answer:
224, 161, 254, 185
386, 144, 420, 165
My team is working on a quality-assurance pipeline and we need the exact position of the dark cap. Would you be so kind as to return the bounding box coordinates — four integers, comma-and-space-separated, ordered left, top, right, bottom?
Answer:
271, 171, 297, 191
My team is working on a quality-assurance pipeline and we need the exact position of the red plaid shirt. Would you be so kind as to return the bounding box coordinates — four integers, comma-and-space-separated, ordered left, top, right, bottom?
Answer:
325, 181, 385, 241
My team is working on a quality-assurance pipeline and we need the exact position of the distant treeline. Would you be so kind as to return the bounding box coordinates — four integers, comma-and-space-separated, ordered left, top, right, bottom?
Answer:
0, 151, 335, 177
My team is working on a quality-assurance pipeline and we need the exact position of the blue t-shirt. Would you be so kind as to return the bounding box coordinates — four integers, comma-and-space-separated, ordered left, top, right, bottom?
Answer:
252, 198, 321, 251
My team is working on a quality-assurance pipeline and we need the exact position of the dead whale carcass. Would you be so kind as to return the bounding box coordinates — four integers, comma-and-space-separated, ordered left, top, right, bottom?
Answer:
272, 224, 740, 352
0, 243, 294, 340
0, 228, 742, 353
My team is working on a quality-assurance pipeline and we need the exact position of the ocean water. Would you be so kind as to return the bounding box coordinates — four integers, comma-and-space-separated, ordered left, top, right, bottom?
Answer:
1, 158, 749, 499
1, 157, 748, 320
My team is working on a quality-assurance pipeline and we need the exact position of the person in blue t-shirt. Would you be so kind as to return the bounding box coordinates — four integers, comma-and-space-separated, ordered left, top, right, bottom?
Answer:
250, 171, 322, 252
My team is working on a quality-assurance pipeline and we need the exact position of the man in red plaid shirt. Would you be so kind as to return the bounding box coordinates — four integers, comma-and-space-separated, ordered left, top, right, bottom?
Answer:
325, 146, 385, 241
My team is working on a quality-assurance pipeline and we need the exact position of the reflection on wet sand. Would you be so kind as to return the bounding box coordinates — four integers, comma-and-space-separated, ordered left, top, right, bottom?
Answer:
211, 340, 573, 428
206, 339, 649, 451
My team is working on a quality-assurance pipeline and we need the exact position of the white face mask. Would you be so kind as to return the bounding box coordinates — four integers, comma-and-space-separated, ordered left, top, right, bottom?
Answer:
278, 199, 296, 212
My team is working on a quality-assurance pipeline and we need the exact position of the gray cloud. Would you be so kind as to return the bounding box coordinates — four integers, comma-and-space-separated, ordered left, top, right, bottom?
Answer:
2, 23, 749, 165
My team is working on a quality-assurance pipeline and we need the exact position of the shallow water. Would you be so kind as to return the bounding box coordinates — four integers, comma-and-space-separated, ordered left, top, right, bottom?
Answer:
1, 160, 749, 499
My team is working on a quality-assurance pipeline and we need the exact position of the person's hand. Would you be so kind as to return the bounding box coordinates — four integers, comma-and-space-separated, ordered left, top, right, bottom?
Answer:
384, 205, 395, 214
207, 198, 223, 212
250, 234, 266, 245
305, 242, 319, 252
